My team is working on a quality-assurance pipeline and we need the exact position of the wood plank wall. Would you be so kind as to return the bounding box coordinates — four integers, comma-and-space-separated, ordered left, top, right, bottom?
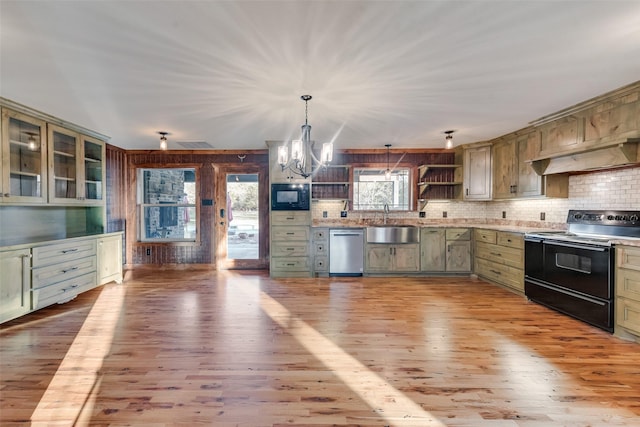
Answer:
120, 150, 269, 266
105, 147, 454, 267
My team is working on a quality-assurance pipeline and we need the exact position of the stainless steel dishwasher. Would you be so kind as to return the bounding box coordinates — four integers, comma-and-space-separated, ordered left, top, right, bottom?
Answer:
329, 228, 364, 276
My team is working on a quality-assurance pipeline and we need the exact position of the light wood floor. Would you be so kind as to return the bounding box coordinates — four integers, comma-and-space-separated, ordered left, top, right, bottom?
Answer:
1, 270, 639, 426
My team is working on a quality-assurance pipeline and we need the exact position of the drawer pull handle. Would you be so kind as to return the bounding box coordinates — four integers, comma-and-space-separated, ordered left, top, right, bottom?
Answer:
489, 269, 502, 275
62, 248, 79, 254
62, 266, 79, 273
286, 232, 295, 235
286, 248, 295, 251
286, 263, 295, 266
490, 252, 502, 257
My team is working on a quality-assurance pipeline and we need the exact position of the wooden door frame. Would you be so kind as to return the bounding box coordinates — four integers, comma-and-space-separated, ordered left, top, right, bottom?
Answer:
213, 163, 269, 270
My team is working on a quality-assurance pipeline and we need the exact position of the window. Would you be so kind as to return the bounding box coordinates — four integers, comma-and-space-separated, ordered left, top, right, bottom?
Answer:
353, 168, 410, 210
137, 168, 197, 241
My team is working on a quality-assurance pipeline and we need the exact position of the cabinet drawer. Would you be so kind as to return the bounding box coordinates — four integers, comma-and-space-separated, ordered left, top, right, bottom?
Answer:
33, 239, 96, 267
617, 268, 640, 302
475, 241, 523, 269
271, 242, 309, 257
271, 211, 311, 226
271, 226, 310, 241
32, 272, 96, 310
446, 228, 471, 241
617, 246, 640, 272
475, 257, 524, 291
314, 242, 328, 256
271, 257, 311, 272
497, 231, 523, 249
312, 228, 329, 241
32, 255, 97, 289
314, 257, 328, 272
474, 229, 497, 244
616, 296, 640, 336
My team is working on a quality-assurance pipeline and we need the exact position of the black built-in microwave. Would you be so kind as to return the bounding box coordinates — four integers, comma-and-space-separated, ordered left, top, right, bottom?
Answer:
271, 183, 310, 211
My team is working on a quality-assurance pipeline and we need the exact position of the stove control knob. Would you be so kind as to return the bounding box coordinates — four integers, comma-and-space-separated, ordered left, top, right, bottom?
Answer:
574, 213, 583, 219
631, 215, 639, 222
607, 215, 615, 220
615, 215, 622, 220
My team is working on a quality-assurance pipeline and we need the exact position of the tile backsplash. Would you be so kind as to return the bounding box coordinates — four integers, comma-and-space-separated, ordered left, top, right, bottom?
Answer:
313, 166, 639, 226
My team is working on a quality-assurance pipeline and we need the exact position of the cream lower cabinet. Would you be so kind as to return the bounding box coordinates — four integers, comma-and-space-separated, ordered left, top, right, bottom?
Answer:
365, 243, 420, 273
98, 233, 123, 285
474, 229, 524, 293
270, 211, 311, 277
420, 228, 471, 272
0, 248, 32, 323
615, 245, 640, 342
31, 237, 97, 310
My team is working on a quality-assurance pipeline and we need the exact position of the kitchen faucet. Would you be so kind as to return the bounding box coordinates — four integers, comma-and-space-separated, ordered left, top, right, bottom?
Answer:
383, 203, 389, 225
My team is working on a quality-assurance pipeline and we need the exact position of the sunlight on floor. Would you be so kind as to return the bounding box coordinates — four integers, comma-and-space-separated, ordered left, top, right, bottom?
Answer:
236, 278, 446, 426
30, 284, 125, 427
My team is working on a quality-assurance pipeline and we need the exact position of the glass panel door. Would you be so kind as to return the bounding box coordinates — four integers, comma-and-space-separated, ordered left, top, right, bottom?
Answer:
83, 136, 104, 201
49, 124, 79, 202
1, 109, 47, 203
226, 174, 259, 260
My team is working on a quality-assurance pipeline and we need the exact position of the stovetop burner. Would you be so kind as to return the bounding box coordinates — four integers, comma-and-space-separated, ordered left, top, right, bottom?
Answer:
526, 210, 640, 246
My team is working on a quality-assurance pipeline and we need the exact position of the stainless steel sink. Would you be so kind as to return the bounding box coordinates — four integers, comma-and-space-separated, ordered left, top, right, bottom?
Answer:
366, 226, 420, 244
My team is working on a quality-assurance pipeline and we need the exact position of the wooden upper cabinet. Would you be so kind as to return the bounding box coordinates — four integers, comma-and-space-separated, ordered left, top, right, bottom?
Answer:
0, 108, 48, 204
492, 138, 518, 199
491, 130, 568, 200
463, 144, 492, 200
539, 116, 583, 157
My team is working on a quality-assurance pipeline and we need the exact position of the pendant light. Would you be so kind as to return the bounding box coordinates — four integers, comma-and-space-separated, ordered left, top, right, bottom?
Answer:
385, 144, 392, 180
158, 131, 170, 150
444, 130, 454, 149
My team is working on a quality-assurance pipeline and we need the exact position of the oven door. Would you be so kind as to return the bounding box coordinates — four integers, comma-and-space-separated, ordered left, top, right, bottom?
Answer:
542, 240, 613, 299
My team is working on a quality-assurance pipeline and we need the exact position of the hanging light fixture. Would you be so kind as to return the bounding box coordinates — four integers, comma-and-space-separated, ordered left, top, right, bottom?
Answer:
384, 144, 392, 180
278, 95, 333, 178
24, 131, 38, 151
158, 131, 169, 150
444, 130, 454, 149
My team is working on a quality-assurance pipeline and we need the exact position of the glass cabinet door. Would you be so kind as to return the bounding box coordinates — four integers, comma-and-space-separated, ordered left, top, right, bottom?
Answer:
1, 108, 48, 203
48, 123, 80, 203
82, 135, 105, 202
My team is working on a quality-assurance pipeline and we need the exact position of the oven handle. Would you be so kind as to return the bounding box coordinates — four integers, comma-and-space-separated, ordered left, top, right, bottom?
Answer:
543, 240, 608, 252
524, 237, 543, 243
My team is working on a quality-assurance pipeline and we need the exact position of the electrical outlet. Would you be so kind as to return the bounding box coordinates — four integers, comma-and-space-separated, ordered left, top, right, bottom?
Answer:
340, 210, 347, 218
419, 211, 426, 218
540, 212, 546, 221
502, 211, 507, 219
146, 248, 151, 256
322, 211, 328, 218
442, 211, 447, 218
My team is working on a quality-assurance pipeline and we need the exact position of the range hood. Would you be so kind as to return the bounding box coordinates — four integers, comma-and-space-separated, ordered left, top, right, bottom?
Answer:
527, 138, 640, 175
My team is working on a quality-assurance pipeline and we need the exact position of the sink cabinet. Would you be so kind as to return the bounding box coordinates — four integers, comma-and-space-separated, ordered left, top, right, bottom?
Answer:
365, 243, 420, 273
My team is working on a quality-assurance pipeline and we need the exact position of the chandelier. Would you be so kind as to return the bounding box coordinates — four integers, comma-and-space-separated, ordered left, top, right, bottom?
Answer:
278, 95, 333, 178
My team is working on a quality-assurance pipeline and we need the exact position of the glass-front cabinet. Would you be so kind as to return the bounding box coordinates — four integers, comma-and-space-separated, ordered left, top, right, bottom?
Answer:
47, 124, 105, 204
0, 108, 48, 204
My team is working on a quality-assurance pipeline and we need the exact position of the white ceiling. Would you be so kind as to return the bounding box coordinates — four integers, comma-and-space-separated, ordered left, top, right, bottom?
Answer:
2, 1, 639, 151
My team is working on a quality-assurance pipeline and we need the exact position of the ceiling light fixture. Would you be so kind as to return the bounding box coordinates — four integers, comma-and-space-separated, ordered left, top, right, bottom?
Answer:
444, 130, 454, 149
278, 95, 333, 178
25, 131, 38, 151
385, 144, 392, 180
158, 131, 169, 150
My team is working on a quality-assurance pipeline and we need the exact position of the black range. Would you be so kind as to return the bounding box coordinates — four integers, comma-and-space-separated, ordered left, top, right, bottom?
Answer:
524, 210, 640, 332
